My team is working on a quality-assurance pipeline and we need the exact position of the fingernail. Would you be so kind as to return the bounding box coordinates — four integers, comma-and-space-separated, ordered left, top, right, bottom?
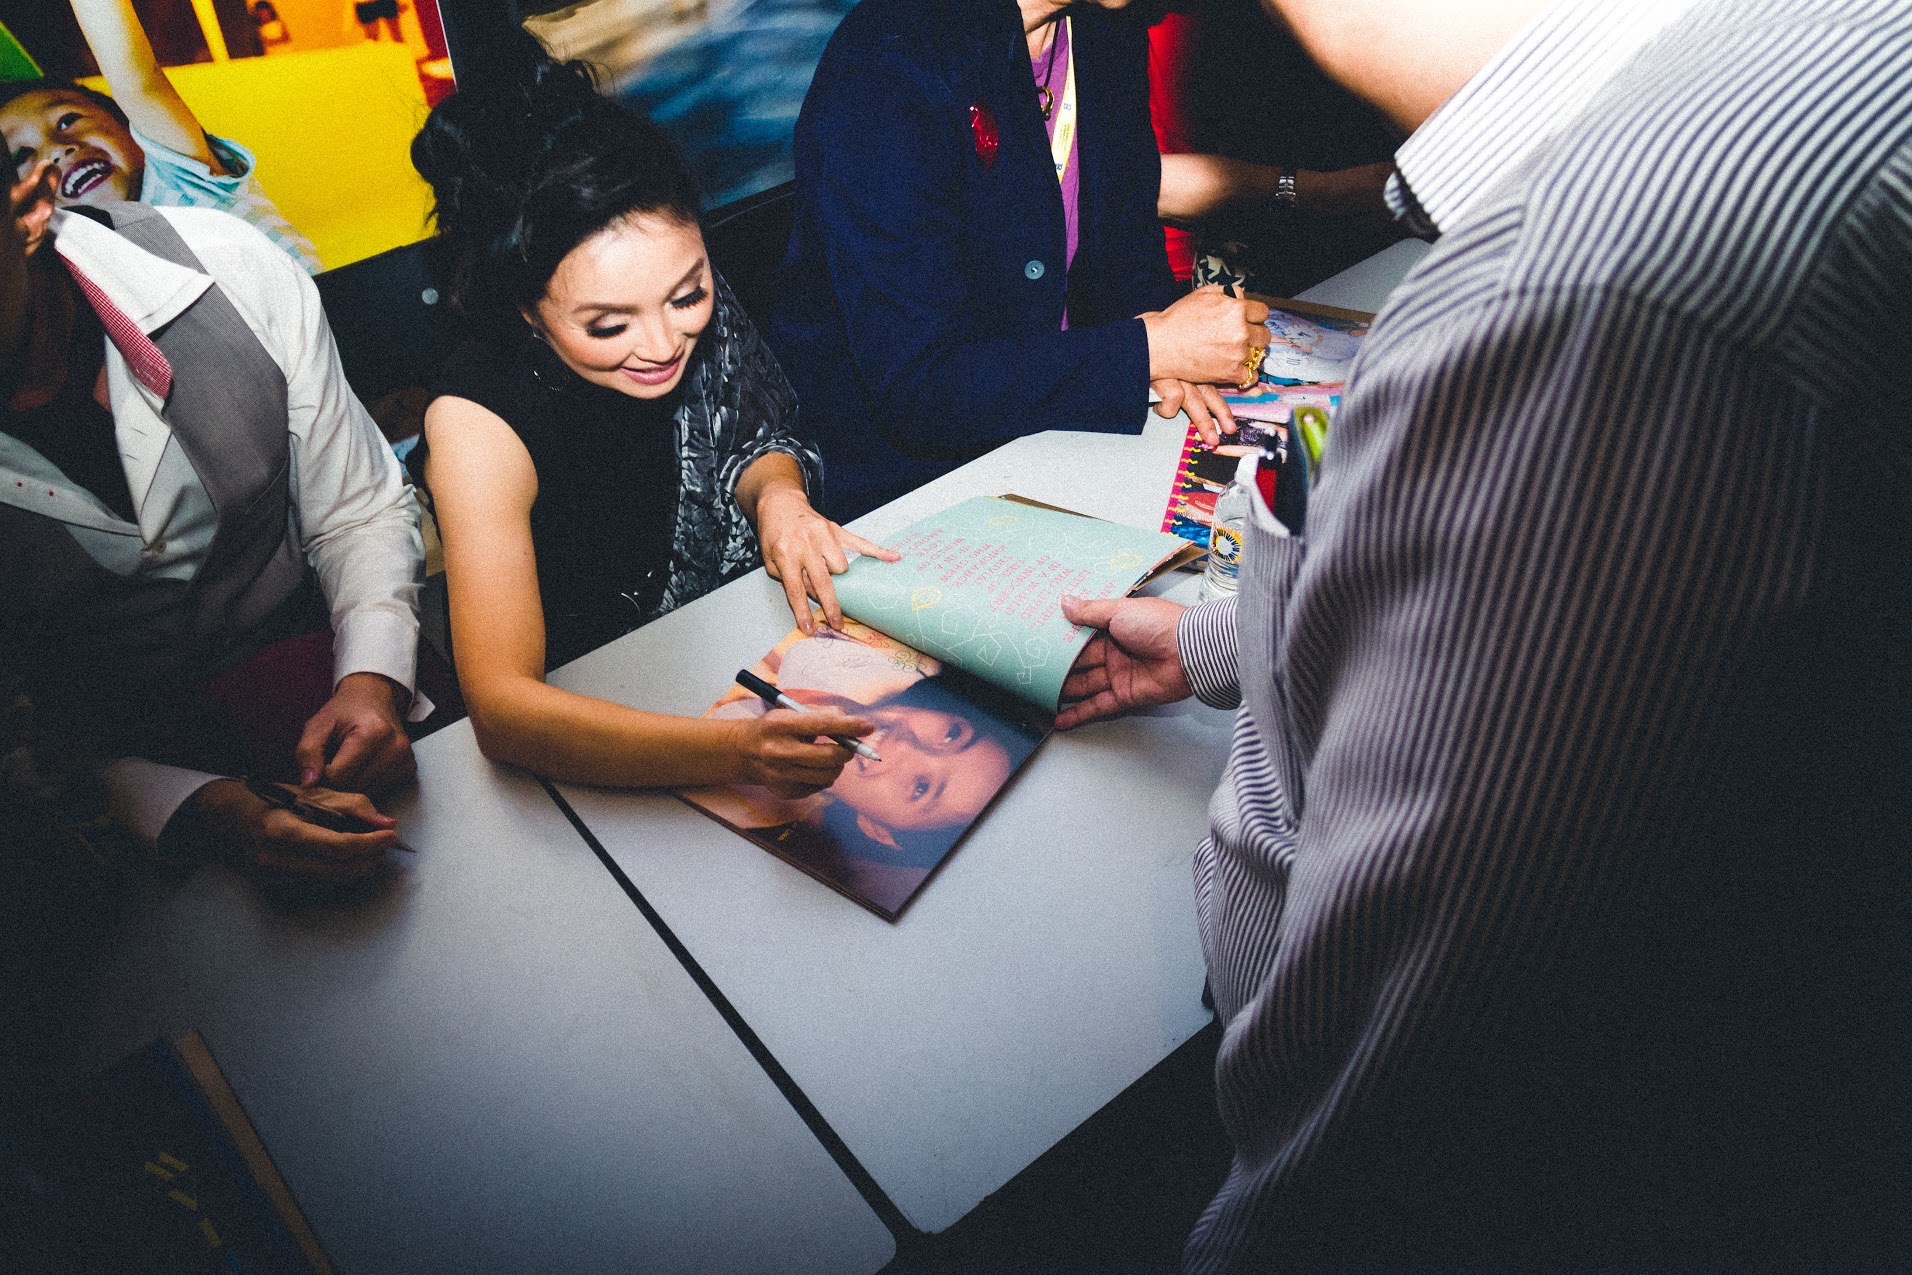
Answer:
301, 768, 319, 787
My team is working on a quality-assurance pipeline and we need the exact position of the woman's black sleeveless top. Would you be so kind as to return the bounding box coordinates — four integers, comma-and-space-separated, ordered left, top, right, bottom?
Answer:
425, 333, 681, 669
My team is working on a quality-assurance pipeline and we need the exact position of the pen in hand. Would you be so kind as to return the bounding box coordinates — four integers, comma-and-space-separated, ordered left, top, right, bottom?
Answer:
734, 669, 883, 762
243, 777, 415, 851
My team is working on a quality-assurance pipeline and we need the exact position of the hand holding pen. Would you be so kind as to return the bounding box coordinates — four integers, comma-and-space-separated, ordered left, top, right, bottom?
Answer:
173, 777, 407, 883
244, 777, 415, 846
729, 670, 879, 799
736, 669, 882, 761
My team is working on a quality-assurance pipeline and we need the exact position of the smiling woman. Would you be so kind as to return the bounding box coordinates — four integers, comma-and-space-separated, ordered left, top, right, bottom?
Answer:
406, 29, 900, 794
525, 213, 713, 398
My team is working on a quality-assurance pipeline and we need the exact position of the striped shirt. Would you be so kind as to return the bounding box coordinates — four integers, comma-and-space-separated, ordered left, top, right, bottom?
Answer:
1174, 0, 1912, 1268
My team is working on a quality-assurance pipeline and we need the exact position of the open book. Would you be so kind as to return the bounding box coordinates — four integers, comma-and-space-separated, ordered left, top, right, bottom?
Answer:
676, 496, 1199, 920
1163, 296, 1373, 545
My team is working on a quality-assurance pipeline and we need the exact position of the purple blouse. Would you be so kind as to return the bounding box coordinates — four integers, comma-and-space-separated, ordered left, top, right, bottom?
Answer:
1035, 17, 1080, 327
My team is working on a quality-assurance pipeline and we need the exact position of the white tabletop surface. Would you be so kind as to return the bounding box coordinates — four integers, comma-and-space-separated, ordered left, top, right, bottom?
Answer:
543, 233, 1429, 1234
53, 723, 895, 1275
1294, 236, 1431, 312
549, 423, 1233, 1233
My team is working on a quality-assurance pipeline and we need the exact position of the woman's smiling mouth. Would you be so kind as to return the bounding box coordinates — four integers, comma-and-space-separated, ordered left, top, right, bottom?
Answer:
620, 354, 683, 386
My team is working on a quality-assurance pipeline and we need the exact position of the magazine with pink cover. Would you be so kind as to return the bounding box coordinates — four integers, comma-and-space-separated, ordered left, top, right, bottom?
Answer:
1162, 297, 1372, 546
676, 495, 1196, 920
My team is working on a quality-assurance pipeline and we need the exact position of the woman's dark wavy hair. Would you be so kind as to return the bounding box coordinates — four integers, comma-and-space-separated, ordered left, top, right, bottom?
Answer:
409, 28, 701, 342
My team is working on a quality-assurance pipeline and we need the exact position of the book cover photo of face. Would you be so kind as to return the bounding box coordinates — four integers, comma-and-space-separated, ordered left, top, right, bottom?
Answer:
681, 622, 1046, 920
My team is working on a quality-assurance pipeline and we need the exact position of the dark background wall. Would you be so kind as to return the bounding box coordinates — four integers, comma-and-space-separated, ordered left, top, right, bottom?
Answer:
4, 0, 261, 77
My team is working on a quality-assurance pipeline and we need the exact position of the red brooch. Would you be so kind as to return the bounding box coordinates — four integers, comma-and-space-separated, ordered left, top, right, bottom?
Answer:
968, 101, 999, 168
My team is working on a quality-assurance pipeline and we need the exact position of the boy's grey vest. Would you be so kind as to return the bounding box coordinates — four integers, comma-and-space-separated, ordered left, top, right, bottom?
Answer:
0, 202, 306, 712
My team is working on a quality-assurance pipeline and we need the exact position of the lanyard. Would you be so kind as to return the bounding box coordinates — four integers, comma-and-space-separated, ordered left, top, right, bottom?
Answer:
1047, 18, 1077, 183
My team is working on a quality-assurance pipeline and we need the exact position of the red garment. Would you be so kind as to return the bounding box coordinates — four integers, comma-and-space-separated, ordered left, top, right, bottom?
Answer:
198, 631, 464, 782
199, 631, 339, 783
59, 259, 172, 398
1148, 12, 1197, 280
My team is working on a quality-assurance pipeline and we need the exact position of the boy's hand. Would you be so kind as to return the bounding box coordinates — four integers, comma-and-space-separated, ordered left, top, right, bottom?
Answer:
6, 160, 58, 254
69, 0, 223, 170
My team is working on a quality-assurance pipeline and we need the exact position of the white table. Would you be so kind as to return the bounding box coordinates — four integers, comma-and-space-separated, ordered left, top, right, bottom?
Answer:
50, 723, 895, 1275
547, 422, 1229, 1237
543, 237, 1428, 1234
552, 561, 1229, 1233
1295, 237, 1430, 312
36, 238, 1425, 1263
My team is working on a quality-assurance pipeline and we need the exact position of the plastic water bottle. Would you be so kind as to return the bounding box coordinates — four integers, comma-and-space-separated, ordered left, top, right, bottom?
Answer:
1199, 452, 1255, 602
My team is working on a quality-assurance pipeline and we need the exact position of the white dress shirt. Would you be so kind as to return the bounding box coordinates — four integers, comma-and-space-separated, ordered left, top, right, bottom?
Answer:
0, 207, 422, 841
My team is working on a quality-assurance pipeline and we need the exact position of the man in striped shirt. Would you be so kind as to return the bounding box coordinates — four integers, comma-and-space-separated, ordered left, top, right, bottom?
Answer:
1062, 0, 1911, 1267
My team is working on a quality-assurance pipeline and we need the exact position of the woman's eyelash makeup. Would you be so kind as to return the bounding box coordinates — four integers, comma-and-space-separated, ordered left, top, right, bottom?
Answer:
583, 286, 706, 335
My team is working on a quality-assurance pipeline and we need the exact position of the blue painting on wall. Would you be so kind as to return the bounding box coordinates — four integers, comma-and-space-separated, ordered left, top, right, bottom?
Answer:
527, 0, 857, 209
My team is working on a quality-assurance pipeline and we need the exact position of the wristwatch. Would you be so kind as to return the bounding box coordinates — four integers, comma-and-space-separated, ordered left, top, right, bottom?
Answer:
1274, 168, 1299, 209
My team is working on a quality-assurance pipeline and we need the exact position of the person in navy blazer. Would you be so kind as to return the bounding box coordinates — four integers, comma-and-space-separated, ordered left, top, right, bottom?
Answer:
771, 0, 1270, 519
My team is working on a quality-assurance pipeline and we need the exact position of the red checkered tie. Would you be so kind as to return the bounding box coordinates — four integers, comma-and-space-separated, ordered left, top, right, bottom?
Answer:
60, 258, 174, 400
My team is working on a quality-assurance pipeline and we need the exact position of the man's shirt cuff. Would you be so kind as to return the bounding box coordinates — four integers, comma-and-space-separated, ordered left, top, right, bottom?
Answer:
331, 607, 428, 719
1178, 595, 1242, 710
103, 758, 225, 847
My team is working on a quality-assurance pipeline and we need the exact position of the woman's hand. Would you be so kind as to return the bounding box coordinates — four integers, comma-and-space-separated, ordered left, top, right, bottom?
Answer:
1141, 285, 1272, 391
748, 468, 901, 634
733, 708, 873, 798
1152, 378, 1238, 447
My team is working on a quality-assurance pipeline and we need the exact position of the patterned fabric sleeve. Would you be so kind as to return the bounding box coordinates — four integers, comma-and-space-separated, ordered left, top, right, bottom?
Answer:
659, 274, 824, 613
1177, 595, 1241, 709
133, 128, 324, 274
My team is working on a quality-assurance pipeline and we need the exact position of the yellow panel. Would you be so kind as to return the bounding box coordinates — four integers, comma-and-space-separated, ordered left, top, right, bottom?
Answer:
187, 0, 230, 61
87, 43, 435, 271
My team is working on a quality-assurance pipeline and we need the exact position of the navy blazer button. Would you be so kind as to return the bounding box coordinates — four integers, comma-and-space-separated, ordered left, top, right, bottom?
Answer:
1023, 260, 1045, 280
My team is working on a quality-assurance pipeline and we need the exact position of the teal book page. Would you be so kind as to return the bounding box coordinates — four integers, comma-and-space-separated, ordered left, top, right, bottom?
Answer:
833, 497, 1191, 712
